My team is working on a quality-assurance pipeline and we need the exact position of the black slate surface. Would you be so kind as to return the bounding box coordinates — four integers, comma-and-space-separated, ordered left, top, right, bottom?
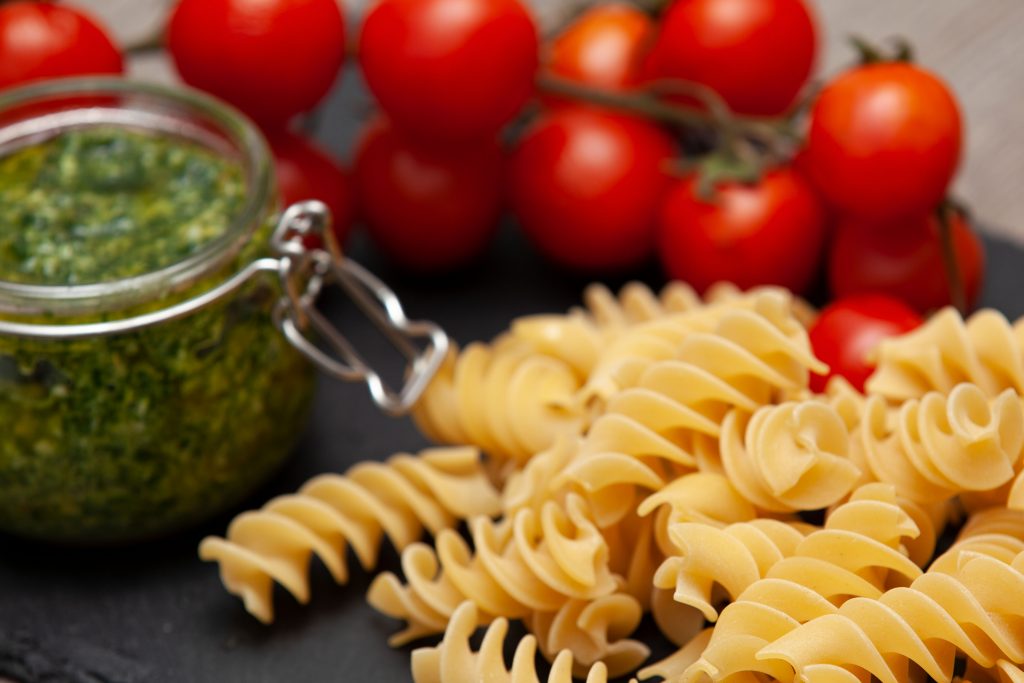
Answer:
2, 70, 1024, 683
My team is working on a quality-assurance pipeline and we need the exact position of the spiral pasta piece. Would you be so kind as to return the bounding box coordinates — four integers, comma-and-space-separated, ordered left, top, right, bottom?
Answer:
411, 602, 611, 683
868, 308, 1024, 402
700, 281, 819, 329
528, 593, 650, 679
639, 472, 759, 552
654, 519, 812, 622
579, 281, 813, 350
855, 384, 1024, 504
718, 401, 862, 513
555, 304, 827, 526
416, 285, 817, 477
412, 282, 727, 469
579, 281, 704, 329
756, 536, 1024, 683
412, 336, 588, 471
367, 493, 618, 645
680, 483, 925, 683
199, 446, 501, 624
581, 288, 821, 407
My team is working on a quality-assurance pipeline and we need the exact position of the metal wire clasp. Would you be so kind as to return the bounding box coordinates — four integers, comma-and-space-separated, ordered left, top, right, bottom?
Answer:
269, 201, 449, 416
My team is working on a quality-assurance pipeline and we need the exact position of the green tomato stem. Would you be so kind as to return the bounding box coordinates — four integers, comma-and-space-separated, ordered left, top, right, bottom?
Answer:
535, 74, 798, 166
536, 73, 718, 130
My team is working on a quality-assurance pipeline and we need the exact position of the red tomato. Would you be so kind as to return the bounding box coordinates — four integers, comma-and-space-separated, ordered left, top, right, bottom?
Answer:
658, 168, 827, 294
508, 109, 676, 272
353, 118, 503, 272
546, 3, 656, 96
645, 0, 817, 117
809, 295, 923, 393
829, 210, 984, 313
0, 2, 122, 90
803, 62, 962, 219
168, 0, 345, 127
360, 0, 539, 142
268, 130, 354, 247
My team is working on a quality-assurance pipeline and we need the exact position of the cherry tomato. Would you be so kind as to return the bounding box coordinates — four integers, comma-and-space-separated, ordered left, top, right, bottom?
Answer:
0, 2, 122, 90
268, 130, 354, 247
829, 209, 984, 313
353, 118, 503, 272
508, 109, 676, 272
360, 0, 539, 142
803, 62, 962, 219
168, 0, 346, 127
645, 0, 817, 117
658, 168, 827, 294
809, 295, 923, 393
545, 3, 655, 96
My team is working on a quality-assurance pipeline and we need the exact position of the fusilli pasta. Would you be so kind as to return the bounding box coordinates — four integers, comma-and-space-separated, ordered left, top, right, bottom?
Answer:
579, 289, 823, 409
680, 484, 926, 683
411, 602, 611, 683
654, 518, 812, 622
717, 401, 862, 512
555, 302, 826, 526
411, 282, 720, 469
198, 446, 500, 623
528, 593, 649, 679
412, 337, 588, 473
756, 534, 1024, 683
853, 384, 1024, 504
868, 308, 1024, 402
367, 493, 616, 645
198, 282, 1024, 683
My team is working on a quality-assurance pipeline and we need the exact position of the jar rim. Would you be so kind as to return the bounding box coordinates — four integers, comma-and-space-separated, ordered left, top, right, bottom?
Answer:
0, 77, 273, 316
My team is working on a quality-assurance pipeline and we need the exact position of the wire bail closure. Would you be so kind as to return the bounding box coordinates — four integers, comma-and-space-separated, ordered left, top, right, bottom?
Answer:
270, 201, 450, 415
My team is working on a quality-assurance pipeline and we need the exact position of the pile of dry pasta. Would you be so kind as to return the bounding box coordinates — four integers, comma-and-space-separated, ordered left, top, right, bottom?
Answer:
200, 282, 1024, 683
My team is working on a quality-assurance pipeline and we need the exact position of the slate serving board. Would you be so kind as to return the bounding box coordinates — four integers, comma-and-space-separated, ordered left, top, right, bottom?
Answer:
2, 74, 1023, 683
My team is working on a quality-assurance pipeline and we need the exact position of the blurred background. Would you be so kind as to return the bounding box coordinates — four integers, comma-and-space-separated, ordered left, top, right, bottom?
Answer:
76, 0, 1024, 244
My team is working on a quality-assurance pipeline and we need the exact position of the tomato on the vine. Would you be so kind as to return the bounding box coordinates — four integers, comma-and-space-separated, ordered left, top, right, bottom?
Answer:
645, 0, 817, 117
508, 108, 676, 272
0, 2, 123, 90
809, 295, 924, 393
658, 167, 827, 294
168, 0, 346, 127
353, 118, 503, 272
268, 130, 354, 247
802, 61, 962, 219
545, 3, 655, 96
360, 0, 539, 142
829, 209, 984, 313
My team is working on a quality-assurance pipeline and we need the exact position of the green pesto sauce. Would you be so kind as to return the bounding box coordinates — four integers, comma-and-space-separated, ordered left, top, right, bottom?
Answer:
0, 127, 315, 543
0, 127, 245, 285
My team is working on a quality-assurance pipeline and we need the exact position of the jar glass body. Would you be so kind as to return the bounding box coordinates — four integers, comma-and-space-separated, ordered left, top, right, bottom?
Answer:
0, 79, 316, 543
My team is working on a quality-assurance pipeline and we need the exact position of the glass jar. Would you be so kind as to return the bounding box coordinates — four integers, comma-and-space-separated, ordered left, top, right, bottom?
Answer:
0, 79, 447, 544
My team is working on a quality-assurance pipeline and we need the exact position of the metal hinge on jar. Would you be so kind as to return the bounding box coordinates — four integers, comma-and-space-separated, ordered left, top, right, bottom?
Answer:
269, 201, 449, 415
